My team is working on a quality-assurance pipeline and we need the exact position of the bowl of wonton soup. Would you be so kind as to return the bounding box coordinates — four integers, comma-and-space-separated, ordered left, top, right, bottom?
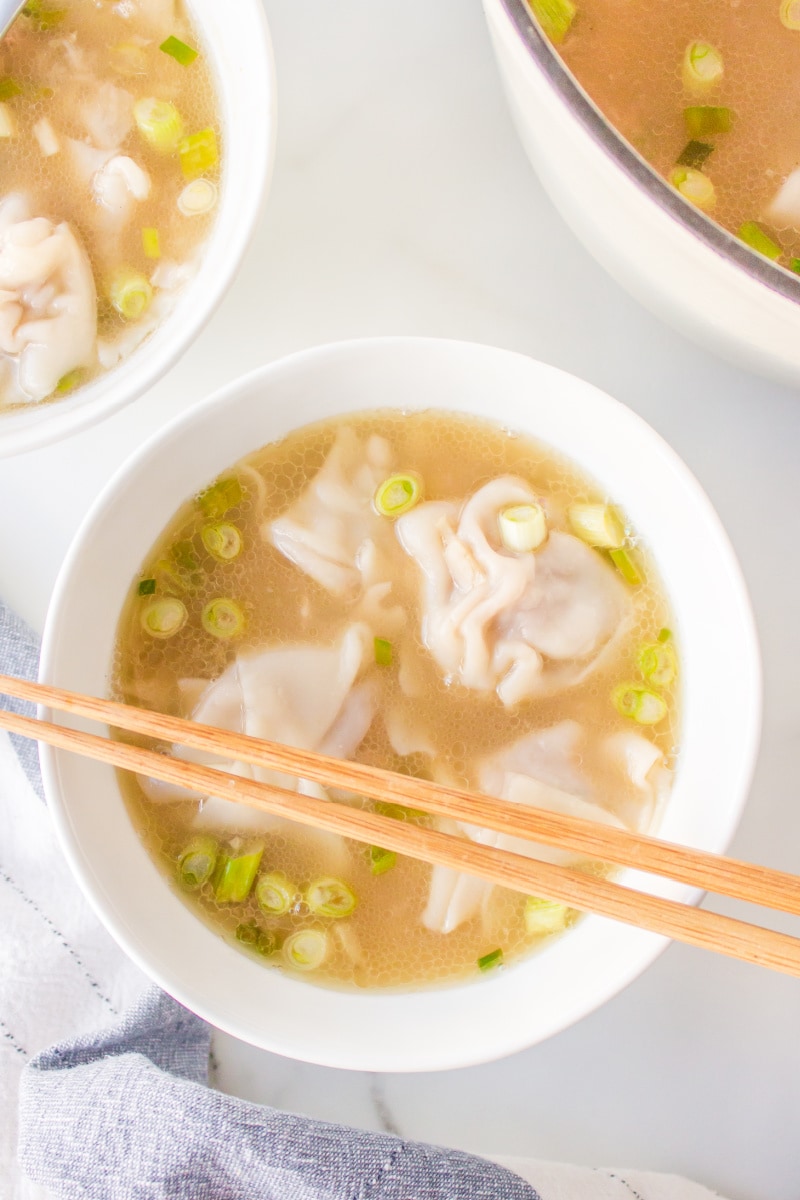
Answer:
39, 337, 761, 1071
0, 0, 274, 457
482, 0, 800, 387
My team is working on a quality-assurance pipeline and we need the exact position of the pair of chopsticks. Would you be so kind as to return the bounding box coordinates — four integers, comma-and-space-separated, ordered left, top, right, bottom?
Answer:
1, 670, 799, 977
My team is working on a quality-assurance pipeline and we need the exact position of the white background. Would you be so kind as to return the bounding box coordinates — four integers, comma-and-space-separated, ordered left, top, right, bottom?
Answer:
1, 2, 799, 1197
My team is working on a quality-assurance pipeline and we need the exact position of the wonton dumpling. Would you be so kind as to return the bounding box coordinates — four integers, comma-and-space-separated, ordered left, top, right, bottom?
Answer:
422, 722, 667, 935
139, 624, 377, 866
266, 428, 405, 632
397, 477, 629, 706
0, 194, 96, 403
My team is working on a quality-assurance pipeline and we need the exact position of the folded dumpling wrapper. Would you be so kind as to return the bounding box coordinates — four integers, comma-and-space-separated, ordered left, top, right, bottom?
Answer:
397, 477, 630, 706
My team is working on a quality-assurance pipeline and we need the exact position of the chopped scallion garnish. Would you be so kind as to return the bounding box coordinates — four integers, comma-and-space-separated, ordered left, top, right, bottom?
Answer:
178, 836, 218, 890
140, 596, 187, 638
108, 268, 153, 321
0, 78, 22, 102
235, 921, 276, 956
306, 877, 358, 918
201, 522, 242, 562
676, 140, 714, 171
55, 369, 81, 394
197, 476, 243, 517
609, 547, 643, 585
374, 637, 392, 667
525, 897, 572, 935
669, 166, 716, 211
682, 41, 723, 93
638, 640, 677, 687
477, 947, 503, 972
133, 97, 184, 153
738, 221, 782, 261
177, 178, 217, 216
657, 627, 672, 643
567, 502, 625, 549
110, 41, 149, 76
528, 0, 576, 43
498, 502, 547, 552
179, 127, 218, 179
283, 928, 328, 971
256, 872, 296, 916
790, 258, 800, 274
612, 683, 667, 725
213, 847, 263, 903
137, 578, 156, 595
159, 34, 198, 66
201, 598, 245, 640
369, 846, 397, 876
374, 472, 423, 518
780, 0, 800, 29
22, 1, 66, 29
141, 227, 161, 259
683, 106, 733, 137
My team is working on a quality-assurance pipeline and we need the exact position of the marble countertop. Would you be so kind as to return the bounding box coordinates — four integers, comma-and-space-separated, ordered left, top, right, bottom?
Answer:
1, 2, 799, 1197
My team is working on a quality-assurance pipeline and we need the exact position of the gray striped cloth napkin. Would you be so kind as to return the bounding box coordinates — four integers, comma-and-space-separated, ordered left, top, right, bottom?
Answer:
0, 598, 726, 1200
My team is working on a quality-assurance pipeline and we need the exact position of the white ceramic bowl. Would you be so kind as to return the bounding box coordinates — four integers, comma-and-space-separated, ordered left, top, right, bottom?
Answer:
0, 0, 275, 457
40, 337, 761, 1071
482, 0, 800, 387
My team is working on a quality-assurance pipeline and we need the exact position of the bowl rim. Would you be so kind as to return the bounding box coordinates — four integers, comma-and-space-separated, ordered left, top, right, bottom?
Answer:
38, 335, 763, 1071
495, 0, 800, 306
0, 0, 277, 458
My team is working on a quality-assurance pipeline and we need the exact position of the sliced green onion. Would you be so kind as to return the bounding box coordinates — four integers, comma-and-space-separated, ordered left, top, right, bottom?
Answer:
369, 846, 397, 875
567, 502, 625, 549
374, 637, 392, 667
477, 947, 504, 972
683, 106, 733, 137
108, 268, 153, 321
141, 227, 161, 259
525, 896, 571, 935
498, 502, 547, 552
612, 683, 668, 725
305, 876, 358, 918
133, 97, 184, 153
780, 0, 800, 29
235, 920, 276, 956
528, 0, 576, 43
22, 1, 67, 29
110, 41, 149, 76
790, 258, 800, 274
256, 872, 296, 916
670, 166, 716, 211
0, 78, 22, 102
676, 140, 714, 171
137, 578, 156, 595
374, 800, 429, 823
609, 547, 643, 585
55, 368, 82, 394
658, 627, 672, 643
159, 34, 198, 66
178, 835, 218, 890
374, 472, 423, 518
682, 41, 724, 92
177, 178, 217, 216
171, 539, 198, 573
201, 598, 245, 639
638, 640, 677, 687
283, 928, 328, 971
213, 846, 263, 903
201, 522, 242, 562
738, 221, 782, 261
197, 476, 243, 517
179, 127, 218, 179
140, 596, 187, 638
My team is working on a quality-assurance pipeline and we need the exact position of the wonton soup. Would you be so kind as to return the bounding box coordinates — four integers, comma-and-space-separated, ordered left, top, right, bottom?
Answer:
114, 410, 679, 991
0, 0, 219, 411
528, 0, 800, 271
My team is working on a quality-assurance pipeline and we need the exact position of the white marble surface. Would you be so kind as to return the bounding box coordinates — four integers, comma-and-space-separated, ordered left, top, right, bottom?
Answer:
1, 2, 799, 1198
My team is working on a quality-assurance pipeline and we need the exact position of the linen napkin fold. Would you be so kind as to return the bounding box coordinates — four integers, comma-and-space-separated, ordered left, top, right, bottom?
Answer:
0, 598, 729, 1200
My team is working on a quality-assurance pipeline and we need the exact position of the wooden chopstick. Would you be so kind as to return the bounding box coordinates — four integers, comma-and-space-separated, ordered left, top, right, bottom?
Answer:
3, 686, 800, 974
3, 701, 800, 977
3, 672, 799, 918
